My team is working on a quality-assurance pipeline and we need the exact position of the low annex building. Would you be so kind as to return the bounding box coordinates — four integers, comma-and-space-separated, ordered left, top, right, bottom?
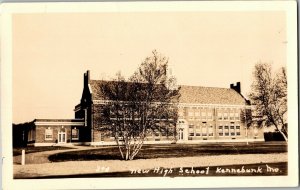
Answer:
27, 119, 84, 146
25, 71, 264, 146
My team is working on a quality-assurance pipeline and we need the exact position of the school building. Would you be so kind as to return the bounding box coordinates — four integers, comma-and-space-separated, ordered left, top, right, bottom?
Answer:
23, 71, 264, 146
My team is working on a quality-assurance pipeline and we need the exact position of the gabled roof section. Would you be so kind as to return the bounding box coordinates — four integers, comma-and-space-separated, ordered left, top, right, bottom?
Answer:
179, 85, 246, 105
89, 80, 247, 105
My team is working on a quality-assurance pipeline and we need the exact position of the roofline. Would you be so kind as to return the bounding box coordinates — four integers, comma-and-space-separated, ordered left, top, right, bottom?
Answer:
90, 80, 235, 90
92, 99, 252, 108
34, 119, 85, 126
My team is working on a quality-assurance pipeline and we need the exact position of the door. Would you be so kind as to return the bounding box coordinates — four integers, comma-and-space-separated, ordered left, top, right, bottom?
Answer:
58, 132, 66, 143
178, 128, 184, 141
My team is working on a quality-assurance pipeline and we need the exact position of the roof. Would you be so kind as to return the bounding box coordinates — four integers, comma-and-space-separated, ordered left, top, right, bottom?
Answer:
179, 85, 245, 105
89, 80, 246, 105
89, 80, 107, 100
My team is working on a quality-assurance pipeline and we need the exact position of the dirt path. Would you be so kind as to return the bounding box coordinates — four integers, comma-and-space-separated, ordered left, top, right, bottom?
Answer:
14, 153, 287, 178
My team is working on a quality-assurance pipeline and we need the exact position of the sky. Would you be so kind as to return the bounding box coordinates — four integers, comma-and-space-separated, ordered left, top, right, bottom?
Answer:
12, 11, 286, 124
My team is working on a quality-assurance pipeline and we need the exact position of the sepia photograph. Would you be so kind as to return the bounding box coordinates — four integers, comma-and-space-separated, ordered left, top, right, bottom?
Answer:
1, 1, 298, 189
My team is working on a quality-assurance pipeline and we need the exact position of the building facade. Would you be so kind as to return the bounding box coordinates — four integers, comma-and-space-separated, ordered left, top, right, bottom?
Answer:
23, 70, 264, 146
25, 119, 84, 146
73, 71, 264, 146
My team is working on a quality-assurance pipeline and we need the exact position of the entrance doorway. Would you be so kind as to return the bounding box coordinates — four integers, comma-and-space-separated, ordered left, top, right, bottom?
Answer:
178, 128, 184, 140
58, 132, 66, 143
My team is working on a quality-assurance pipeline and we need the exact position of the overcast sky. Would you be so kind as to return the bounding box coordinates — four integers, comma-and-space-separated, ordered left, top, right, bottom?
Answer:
12, 11, 286, 124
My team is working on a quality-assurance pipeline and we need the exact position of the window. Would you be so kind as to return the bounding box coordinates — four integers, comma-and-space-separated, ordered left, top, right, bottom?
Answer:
195, 112, 200, 117
235, 111, 240, 120
202, 125, 207, 136
45, 128, 53, 140
217, 111, 223, 120
161, 127, 167, 136
195, 126, 201, 136
224, 126, 229, 136
100, 133, 104, 141
189, 125, 194, 136
179, 111, 184, 117
207, 111, 213, 120
230, 126, 235, 136
208, 126, 214, 136
28, 129, 34, 141
188, 112, 194, 117
201, 110, 206, 120
154, 129, 160, 137
218, 126, 223, 136
230, 112, 234, 120
223, 112, 228, 120
146, 129, 153, 137
236, 126, 241, 136
110, 131, 115, 138
72, 128, 79, 140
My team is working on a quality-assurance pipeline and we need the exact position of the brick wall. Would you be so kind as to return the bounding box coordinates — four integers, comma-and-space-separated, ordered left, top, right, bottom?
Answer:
35, 125, 71, 143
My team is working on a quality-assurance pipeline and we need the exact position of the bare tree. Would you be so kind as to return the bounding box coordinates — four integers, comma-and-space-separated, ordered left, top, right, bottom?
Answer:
249, 62, 287, 141
240, 108, 253, 145
99, 50, 180, 160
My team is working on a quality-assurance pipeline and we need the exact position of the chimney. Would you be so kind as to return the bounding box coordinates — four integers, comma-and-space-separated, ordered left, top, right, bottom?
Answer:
84, 70, 90, 86
230, 82, 241, 94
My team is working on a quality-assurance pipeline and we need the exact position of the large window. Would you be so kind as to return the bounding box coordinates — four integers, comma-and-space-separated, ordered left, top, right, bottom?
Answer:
45, 128, 53, 140
207, 111, 213, 120
218, 126, 223, 136
146, 129, 153, 137
201, 110, 206, 120
230, 111, 234, 120
72, 128, 79, 140
154, 129, 160, 137
235, 111, 240, 121
219, 125, 241, 137
224, 126, 229, 136
178, 111, 184, 117
161, 127, 167, 136
223, 112, 228, 120
195, 126, 201, 136
236, 126, 241, 136
208, 126, 214, 136
217, 111, 223, 120
202, 125, 207, 136
230, 126, 235, 136
189, 125, 194, 136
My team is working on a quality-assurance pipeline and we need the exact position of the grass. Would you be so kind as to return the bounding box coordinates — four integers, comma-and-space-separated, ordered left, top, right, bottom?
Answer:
13, 146, 74, 156
48, 142, 287, 162
14, 162, 287, 179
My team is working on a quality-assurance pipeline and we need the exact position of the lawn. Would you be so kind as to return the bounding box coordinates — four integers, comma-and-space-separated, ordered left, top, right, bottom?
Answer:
48, 142, 287, 162
13, 146, 74, 156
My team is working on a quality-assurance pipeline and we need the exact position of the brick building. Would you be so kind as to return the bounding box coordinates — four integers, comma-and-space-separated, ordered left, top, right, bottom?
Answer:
73, 71, 264, 146
24, 70, 264, 146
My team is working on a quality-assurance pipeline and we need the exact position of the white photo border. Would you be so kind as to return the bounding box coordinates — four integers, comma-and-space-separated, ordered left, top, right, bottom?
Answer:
1, 1, 298, 189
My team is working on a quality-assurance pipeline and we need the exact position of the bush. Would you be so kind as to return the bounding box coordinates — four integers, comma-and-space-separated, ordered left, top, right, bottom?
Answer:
264, 132, 285, 141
